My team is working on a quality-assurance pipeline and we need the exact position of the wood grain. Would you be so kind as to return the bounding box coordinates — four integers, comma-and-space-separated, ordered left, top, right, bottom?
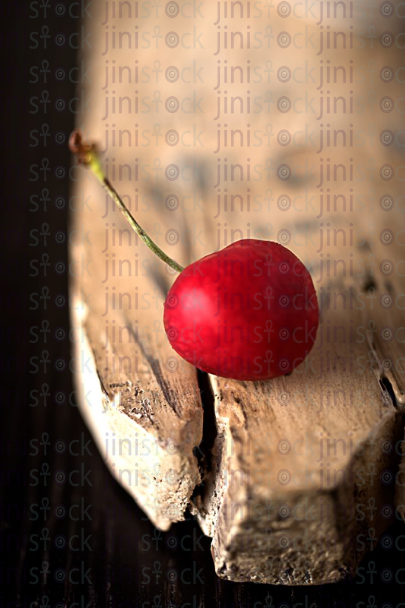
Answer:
69, 0, 405, 584
186, 207, 404, 583
70, 176, 204, 531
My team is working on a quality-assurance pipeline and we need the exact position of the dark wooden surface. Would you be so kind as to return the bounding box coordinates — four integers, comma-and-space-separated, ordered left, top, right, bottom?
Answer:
1, 3, 405, 606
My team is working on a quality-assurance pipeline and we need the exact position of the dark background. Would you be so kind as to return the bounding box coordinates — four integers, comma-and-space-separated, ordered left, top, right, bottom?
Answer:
1, 2, 405, 606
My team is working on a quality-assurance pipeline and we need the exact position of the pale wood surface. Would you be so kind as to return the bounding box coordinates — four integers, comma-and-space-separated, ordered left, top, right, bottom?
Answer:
187, 206, 404, 584
70, 178, 405, 583
70, 0, 405, 584
70, 176, 204, 530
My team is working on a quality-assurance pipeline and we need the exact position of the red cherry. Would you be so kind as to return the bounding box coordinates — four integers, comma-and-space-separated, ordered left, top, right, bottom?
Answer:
69, 136, 319, 381
163, 239, 319, 381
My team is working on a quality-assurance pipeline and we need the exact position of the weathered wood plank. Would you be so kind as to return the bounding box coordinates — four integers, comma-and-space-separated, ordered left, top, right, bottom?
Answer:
69, 0, 405, 584
70, 173, 204, 530
185, 207, 404, 582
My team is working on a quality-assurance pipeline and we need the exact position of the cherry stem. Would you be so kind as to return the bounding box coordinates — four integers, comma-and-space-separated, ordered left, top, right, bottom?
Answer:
68, 130, 184, 274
